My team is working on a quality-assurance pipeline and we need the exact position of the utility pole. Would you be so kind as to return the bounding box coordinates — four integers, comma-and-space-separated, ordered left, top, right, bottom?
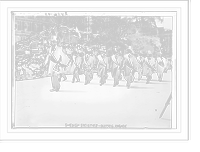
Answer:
67, 16, 70, 44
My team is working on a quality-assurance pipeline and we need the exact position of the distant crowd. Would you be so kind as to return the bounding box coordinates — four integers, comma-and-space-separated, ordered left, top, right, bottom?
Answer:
15, 50, 48, 81
15, 42, 171, 80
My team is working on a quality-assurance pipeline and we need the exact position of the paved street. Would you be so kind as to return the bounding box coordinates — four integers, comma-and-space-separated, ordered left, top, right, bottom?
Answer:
15, 71, 171, 129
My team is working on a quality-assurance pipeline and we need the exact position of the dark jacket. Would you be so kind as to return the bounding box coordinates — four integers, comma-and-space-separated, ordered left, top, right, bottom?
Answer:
44, 46, 62, 74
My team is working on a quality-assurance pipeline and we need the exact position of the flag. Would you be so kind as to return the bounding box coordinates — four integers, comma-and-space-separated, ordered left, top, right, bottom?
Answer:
89, 33, 102, 41
38, 30, 49, 38
46, 24, 59, 35
76, 27, 81, 40
29, 34, 40, 44
58, 25, 70, 32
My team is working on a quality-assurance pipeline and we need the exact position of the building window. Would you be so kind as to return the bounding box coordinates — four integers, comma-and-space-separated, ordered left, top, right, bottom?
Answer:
24, 22, 29, 31
17, 21, 21, 31
34, 24, 38, 32
15, 21, 19, 31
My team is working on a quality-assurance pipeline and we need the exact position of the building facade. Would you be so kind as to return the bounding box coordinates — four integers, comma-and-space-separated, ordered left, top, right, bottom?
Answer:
15, 16, 53, 42
82, 16, 93, 41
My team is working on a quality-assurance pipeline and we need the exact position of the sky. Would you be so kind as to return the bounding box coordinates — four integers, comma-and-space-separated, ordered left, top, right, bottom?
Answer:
156, 17, 173, 30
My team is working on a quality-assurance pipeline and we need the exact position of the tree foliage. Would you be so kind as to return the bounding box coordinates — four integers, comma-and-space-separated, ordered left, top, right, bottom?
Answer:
28, 15, 171, 56
89, 16, 167, 55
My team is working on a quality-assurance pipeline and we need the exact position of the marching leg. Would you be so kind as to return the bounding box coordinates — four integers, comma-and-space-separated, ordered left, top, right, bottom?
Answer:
76, 68, 80, 82
126, 76, 131, 89
50, 71, 61, 92
138, 68, 142, 81
113, 77, 117, 87
50, 72, 56, 91
84, 74, 88, 85
72, 75, 75, 83
159, 73, 163, 82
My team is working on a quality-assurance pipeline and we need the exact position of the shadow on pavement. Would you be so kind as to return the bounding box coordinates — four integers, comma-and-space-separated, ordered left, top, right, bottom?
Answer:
58, 90, 86, 93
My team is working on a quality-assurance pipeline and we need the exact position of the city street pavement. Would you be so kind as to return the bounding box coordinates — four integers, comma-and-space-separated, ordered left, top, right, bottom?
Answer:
15, 71, 172, 129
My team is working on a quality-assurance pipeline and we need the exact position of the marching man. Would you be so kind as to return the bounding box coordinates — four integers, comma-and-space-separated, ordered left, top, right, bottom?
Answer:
123, 45, 137, 89
82, 47, 93, 85
142, 50, 155, 84
136, 52, 144, 80
72, 47, 81, 83
111, 47, 123, 87
97, 48, 108, 86
155, 51, 166, 81
44, 36, 62, 91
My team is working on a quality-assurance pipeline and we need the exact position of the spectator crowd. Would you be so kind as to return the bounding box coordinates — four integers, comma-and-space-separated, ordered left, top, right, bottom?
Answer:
15, 52, 47, 80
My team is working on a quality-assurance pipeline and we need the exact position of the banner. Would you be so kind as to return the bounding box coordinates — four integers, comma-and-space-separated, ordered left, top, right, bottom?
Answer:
29, 34, 40, 45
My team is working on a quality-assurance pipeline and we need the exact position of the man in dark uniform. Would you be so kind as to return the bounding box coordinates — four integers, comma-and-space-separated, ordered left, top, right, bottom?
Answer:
136, 52, 144, 80
155, 51, 167, 81
82, 47, 94, 85
111, 47, 123, 87
142, 50, 155, 84
59, 43, 67, 81
44, 36, 62, 91
71, 47, 82, 83
97, 47, 108, 86
123, 45, 138, 89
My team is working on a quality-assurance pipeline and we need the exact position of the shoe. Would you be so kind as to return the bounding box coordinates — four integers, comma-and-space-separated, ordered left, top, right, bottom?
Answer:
50, 88, 56, 91
56, 87, 60, 92
100, 82, 104, 86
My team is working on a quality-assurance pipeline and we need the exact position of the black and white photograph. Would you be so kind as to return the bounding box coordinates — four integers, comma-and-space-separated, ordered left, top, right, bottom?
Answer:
0, 0, 190, 143
13, 12, 173, 129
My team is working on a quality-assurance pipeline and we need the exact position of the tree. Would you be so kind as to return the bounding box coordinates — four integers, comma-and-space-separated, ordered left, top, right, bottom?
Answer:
89, 16, 106, 34
36, 15, 85, 43
124, 16, 162, 51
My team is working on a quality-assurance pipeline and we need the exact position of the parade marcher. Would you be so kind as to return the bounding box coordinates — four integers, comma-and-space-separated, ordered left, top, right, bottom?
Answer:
59, 44, 67, 81
97, 47, 108, 86
123, 45, 138, 89
71, 47, 82, 83
136, 52, 144, 80
59, 64, 67, 82
142, 50, 155, 84
111, 47, 123, 87
44, 36, 62, 91
155, 51, 166, 81
16, 61, 26, 80
82, 47, 93, 85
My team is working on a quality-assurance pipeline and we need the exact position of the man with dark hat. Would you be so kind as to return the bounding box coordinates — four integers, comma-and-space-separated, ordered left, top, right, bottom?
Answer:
155, 51, 166, 81
136, 51, 144, 80
82, 46, 94, 85
44, 36, 62, 91
71, 47, 82, 83
111, 47, 123, 87
123, 46, 138, 89
142, 50, 155, 84
97, 47, 108, 86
